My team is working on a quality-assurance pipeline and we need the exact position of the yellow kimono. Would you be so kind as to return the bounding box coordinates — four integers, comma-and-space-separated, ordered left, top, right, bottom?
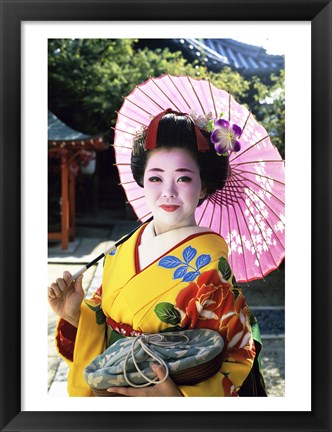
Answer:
56, 223, 256, 396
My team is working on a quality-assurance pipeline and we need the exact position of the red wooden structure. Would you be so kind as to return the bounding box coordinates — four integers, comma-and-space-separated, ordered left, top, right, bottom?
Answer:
48, 112, 108, 250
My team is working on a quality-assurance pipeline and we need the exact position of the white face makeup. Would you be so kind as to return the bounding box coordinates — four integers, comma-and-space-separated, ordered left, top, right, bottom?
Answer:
143, 148, 205, 235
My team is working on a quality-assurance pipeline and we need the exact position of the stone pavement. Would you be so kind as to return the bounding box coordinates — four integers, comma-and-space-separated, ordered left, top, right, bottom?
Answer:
48, 218, 285, 397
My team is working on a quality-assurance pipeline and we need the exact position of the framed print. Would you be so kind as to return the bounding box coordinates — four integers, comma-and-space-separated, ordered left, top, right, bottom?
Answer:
1, 0, 331, 431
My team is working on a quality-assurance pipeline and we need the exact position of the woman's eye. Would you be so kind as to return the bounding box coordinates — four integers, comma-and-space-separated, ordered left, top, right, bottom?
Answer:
178, 176, 192, 183
148, 176, 161, 182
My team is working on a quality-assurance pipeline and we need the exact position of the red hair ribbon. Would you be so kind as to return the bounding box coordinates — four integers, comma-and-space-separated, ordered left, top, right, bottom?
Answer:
144, 109, 210, 152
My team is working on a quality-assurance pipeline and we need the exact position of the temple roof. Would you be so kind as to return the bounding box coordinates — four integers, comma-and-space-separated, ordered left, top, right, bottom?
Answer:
48, 111, 107, 150
173, 38, 284, 76
135, 38, 284, 76
48, 111, 94, 141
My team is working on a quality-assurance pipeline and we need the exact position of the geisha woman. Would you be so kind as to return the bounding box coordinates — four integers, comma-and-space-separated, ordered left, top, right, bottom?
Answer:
48, 109, 266, 397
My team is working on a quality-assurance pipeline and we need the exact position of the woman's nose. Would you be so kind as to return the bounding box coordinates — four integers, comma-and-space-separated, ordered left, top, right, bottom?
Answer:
162, 182, 177, 198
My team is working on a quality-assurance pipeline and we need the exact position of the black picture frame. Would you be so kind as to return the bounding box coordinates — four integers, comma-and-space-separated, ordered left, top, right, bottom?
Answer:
1, 1, 331, 431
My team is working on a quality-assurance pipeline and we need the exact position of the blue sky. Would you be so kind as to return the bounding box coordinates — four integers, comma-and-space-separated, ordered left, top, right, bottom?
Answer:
232, 35, 285, 55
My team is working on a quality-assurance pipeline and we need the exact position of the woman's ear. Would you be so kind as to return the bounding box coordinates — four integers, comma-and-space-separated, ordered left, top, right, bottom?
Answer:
199, 187, 207, 200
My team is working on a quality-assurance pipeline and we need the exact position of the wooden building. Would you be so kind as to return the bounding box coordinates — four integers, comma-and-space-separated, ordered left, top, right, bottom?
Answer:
48, 112, 108, 250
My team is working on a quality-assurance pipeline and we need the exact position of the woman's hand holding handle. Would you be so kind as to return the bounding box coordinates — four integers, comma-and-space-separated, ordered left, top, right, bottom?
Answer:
48, 271, 84, 328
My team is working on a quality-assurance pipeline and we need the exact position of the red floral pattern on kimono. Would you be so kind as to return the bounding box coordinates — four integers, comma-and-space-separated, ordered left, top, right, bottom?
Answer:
84, 286, 102, 310
175, 269, 255, 395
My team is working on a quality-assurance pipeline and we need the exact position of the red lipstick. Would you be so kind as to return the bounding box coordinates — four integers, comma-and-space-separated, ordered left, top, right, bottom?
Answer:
160, 205, 180, 212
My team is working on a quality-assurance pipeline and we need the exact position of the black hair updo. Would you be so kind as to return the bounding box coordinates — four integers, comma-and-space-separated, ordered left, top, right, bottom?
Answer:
130, 112, 230, 204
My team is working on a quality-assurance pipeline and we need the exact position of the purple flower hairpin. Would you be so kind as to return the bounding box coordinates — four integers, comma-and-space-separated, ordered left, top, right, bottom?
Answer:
211, 119, 242, 156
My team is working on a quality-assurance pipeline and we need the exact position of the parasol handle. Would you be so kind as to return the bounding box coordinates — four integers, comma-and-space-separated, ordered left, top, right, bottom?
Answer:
71, 216, 153, 281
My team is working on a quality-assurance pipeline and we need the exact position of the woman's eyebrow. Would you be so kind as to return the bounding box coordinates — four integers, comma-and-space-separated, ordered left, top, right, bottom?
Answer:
147, 168, 164, 172
175, 168, 194, 173
147, 168, 194, 173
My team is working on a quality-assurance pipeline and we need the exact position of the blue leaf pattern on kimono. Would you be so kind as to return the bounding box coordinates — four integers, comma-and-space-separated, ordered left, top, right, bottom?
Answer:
182, 246, 197, 264
173, 265, 189, 279
159, 256, 183, 269
159, 245, 211, 282
195, 254, 211, 269
183, 271, 200, 282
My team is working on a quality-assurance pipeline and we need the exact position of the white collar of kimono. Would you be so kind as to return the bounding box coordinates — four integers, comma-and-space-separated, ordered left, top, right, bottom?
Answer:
142, 221, 212, 243
138, 222, 213, 271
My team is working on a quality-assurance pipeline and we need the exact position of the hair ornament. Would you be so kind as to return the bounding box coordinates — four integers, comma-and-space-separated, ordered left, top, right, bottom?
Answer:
142, 108, 209, 153
211, 119, 242, 156
190, 111, 242, 156
132, 109, 242, 157
132, 126, 148, 155
189, 110, 215, 131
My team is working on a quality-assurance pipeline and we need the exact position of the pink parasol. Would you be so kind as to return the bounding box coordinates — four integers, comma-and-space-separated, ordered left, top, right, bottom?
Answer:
113, 75, 285, 283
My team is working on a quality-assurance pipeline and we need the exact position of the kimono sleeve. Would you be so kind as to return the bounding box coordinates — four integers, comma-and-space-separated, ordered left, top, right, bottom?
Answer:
55, 286, 106, 396
177, 254, 256, 397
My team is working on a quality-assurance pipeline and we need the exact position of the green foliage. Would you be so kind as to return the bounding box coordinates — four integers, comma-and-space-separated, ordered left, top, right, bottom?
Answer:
48, 39, 284, 159
250, 70, 285, 158
49, 39, 249, 133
